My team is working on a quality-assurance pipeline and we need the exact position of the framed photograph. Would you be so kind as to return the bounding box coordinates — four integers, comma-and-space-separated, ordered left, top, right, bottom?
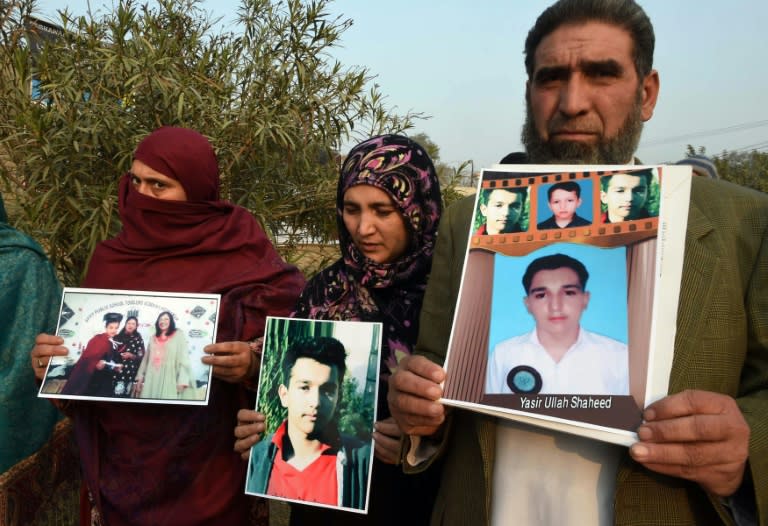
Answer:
38, 287, 220, 405
245, 316, 381, 514
443, 164, 691, 446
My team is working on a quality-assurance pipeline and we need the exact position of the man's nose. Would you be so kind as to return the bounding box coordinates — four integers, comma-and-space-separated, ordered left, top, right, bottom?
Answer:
550, 294, 563, 312
558, 76, 590, 117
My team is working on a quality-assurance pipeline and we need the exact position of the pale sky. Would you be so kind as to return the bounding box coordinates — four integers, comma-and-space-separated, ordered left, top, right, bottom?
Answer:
32, 0, 768, 170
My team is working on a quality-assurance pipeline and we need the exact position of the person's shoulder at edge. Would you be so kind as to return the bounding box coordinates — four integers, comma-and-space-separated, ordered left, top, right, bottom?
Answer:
689, 176, 768, 217
0, 221, 52, 259
453, 193, 477, 212
440, 193, 477, 237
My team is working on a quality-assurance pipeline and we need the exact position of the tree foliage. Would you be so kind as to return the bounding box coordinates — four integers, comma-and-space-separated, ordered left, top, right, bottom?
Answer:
0, 0, 418, 285
686, 145, 768, 193
337, 375, 373, 440
409, 131, 470, 207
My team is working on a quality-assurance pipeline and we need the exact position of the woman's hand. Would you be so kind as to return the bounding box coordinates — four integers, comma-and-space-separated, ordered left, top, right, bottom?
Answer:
372, 416, 403, 464
234, 409, 266, 460
30, 333, 68, 381
203, 341, 252, 383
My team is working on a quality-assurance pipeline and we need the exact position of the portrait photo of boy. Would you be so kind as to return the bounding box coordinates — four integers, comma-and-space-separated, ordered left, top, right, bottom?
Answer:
485, 250, 629, 396
600, 169, 659, 223
474, 187, 529, 235
246, 317, 380, 513
536, 181, 592, 230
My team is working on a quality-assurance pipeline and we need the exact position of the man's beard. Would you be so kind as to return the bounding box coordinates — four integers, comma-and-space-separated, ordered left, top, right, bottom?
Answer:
521, 91, 644, 165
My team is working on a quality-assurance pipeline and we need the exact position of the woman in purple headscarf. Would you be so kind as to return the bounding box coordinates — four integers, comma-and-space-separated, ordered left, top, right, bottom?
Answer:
236, 134, 443, 525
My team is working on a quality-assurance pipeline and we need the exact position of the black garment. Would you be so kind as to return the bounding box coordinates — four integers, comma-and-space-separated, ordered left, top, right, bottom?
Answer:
537, 213, 591, 230
289, 457, 443, 526
112, 332, 145, 397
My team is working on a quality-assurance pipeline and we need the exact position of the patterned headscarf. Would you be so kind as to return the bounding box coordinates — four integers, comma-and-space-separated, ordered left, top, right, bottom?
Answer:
337, 134, 441, 288
293, 134, 441, 409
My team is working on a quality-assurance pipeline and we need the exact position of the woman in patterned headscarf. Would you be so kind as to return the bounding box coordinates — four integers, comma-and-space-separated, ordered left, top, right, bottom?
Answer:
236, 134, 443, 525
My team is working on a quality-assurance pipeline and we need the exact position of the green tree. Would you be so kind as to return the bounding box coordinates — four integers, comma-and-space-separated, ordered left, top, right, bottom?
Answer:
337, 375, 373, 440
685, 145, 768, 193
410, 132, 441, 163
0, 0, 418, 285
409, 131, 470, 207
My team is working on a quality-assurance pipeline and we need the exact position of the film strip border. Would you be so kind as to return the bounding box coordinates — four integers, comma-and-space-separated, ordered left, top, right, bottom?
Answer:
471, 168, 660, 257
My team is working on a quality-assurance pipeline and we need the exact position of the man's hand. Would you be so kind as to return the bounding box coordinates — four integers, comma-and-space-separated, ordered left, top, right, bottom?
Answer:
203, 341, 251, 383
234, 409, 266, 460
373, 417, 403, 464
629, 389, 750, 497
388, 355, 447, 436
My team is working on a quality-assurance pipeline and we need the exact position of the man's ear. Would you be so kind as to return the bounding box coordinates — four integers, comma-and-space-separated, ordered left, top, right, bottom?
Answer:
582, 291, 591, 310
278, 384, 288, 408
523, 295, 532, 314
640, 69, 660, 122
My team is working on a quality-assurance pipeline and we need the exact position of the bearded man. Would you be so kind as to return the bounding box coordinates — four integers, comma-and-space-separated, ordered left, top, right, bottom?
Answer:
388, 1, 768, 525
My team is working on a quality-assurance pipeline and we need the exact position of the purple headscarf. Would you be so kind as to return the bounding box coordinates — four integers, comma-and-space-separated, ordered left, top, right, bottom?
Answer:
293, 134, 441, 407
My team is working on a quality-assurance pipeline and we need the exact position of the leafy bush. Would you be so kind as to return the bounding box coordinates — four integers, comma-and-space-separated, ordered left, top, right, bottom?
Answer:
0, 0, 418, 284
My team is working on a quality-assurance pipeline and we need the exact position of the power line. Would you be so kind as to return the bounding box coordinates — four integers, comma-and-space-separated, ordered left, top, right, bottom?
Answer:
732, 141, 768, 152
642, 119, 768, 147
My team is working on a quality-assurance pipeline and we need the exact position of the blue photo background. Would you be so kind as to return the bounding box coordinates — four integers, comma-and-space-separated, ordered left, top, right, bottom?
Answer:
488, 242, 628, 358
